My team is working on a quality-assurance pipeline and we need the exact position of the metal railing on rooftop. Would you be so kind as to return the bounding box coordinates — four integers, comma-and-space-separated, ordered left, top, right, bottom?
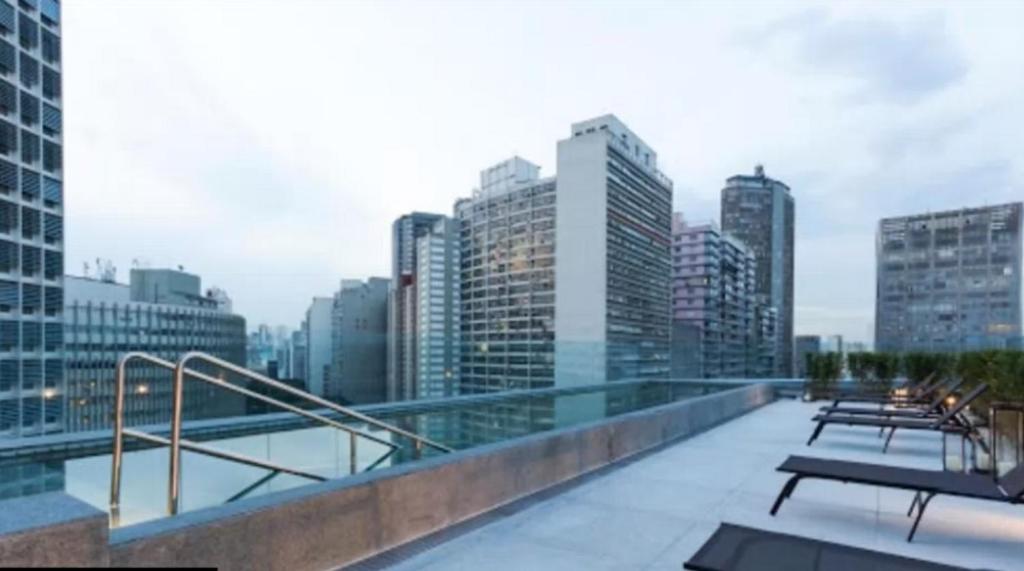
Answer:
109, 351, 453, 525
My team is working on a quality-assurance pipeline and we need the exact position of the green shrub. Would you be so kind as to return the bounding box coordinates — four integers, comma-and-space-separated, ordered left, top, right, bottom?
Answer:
806, 352, 843, 400
903, 352, 954, 385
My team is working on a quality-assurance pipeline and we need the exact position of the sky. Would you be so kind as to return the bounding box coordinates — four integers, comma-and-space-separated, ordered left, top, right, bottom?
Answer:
63, 0, 1024, 344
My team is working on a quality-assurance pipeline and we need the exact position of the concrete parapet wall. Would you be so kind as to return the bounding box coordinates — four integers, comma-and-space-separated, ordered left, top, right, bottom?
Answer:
0, 383, 773, 569
108, 383, 773, 569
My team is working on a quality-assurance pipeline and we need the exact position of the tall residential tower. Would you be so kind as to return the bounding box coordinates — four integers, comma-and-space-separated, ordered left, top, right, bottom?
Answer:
721, 165, 794, 377
456, 157, 556, 393
0, 0, 63, 437
387, 212, 446, 401
555, 115, 673, 384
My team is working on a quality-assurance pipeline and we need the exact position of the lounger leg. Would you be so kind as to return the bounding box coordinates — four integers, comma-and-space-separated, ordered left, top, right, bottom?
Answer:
770, 475, 802, 516
907, 492, 936, 542
883, 427, 897, 453
879, 425, 886, 438
906, 491, 921, 517
807, 422, 826, 446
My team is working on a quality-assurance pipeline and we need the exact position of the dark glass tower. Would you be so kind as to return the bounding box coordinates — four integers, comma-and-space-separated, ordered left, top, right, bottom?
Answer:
721, 165, 795, 377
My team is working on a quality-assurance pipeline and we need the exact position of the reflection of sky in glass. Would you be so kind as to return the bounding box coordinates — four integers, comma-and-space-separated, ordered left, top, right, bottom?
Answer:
7, 382, 724, 527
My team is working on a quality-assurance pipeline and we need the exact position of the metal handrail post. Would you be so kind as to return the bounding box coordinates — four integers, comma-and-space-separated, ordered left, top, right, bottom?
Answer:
349, 433, 357, 475
109, 353, 132, 526
168, 360, 187, 515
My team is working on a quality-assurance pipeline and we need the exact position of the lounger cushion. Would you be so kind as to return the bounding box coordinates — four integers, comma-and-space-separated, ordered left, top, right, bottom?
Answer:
778, 456, 1005, 500
684, 523, 972, 571
810, 414, 944, 429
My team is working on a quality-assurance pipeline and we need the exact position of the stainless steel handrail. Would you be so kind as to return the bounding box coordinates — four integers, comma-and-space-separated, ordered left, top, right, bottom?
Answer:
112, 351, 449, 520
111, 352, 399, 520
167, 352, 454, 515
124, 429, 328, 482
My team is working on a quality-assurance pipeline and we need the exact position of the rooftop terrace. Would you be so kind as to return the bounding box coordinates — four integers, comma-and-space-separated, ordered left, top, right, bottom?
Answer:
368, 399, 1023, 571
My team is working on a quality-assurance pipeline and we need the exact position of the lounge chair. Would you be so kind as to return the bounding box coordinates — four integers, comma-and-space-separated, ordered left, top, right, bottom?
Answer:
806, 384, 987, 452
818, 379, 966, 419
828, 373, 942, 407
684, 522, 976, 570
771, 455, 1024, 541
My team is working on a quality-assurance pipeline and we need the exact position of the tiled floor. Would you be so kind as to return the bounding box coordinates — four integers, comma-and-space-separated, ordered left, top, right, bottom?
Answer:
381, 399, 1024, 570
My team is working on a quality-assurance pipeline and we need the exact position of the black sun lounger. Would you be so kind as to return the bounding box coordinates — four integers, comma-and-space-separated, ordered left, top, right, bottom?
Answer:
806, 384, 987, 452
828, 373, 942, 407
771, 455, 1024, 541
818, 379, 966, 419
684, 522, 977, 570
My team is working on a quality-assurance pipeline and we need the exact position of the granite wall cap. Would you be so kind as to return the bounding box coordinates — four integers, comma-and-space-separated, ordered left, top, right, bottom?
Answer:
0, 492, 107, 536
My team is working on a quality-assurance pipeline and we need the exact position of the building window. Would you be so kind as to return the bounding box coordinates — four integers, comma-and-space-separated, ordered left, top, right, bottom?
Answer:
41, 102, 58, 135
21, 282, 40, 313
0, 237, 15, 272
0, 79, 13, 116
20, 205, 37, 238
41, 175, 57, 206
0, 118, 16, 156
20, 89, 37, 125
18, 12, 37, 50
0, 40, 12, 76
41, 139, 58, 172
19, 51, 38, 88
20, 129, 38, 164
41, 66, 57, 100
40, 28, 58, 64
21, 244, 39, 276
20, 167, 38, 200
0, 279, 16, 311
0, 3, 13, 36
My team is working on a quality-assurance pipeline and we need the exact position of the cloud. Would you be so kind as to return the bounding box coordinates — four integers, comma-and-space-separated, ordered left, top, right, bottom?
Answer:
751, 9, 968, 104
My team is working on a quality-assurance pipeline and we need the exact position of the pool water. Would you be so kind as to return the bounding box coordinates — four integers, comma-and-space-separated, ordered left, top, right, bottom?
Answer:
0, 381, 726, 527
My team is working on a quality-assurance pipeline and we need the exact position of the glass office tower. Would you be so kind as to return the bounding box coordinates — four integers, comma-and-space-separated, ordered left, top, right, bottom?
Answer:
0, 0, 63, 438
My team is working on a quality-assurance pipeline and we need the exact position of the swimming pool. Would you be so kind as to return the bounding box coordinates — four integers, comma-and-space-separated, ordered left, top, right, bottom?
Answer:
0, 381, 731, 527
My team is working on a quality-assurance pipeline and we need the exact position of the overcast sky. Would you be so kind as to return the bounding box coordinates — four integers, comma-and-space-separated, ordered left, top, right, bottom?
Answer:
64, 0, 1023, 343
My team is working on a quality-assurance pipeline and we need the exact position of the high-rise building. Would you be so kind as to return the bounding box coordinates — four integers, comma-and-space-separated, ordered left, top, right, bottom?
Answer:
721, 165, 795, 376
328, 278, 388, 404
414, 217, 460, 399
387, 212, 446, 401
289, 329, 307, 382
752, 294, 778, 377
555, 115, 673, 384
63, 269, 246, 432
670, 215, 756, 379
875, 202, 1022, 352
456, 157, 556, 393
0, 0, 63, 438
794, 335, 822, 378
303, 297, 333, 396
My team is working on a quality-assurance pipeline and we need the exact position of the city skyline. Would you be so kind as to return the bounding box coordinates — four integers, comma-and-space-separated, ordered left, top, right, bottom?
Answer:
63, 1, 1024, 344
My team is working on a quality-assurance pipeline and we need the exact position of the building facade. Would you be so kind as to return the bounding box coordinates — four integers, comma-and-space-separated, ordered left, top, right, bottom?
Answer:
328, 278, 388, 404
456, 157, 556, 394
414, 217, 460, 399
0, 0, 63, 438
555, 115, 673, 384
303, 297, 333, 396
670, 215, 756, 379
387, 212, 446, 402
875, 203, 1023, 352
289, 328, 306, 382
63, 270, 247, 432
721, 165, 794, 377
794, 335, 821, 378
